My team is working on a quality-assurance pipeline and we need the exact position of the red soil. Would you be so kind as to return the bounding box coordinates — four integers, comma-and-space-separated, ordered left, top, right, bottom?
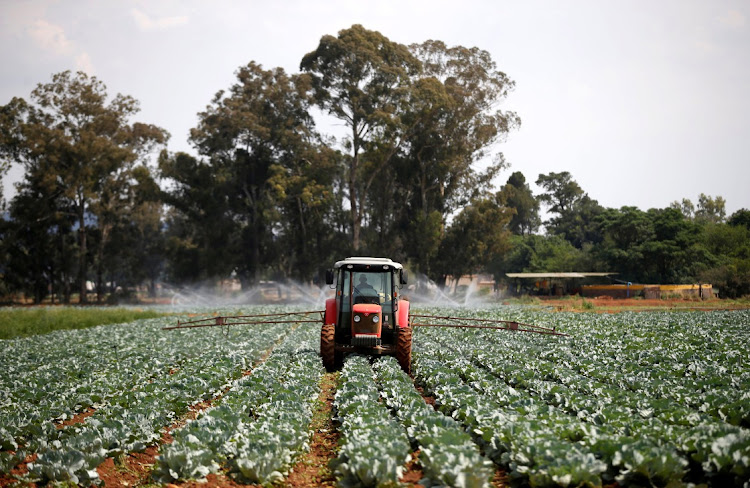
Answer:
284, 373, 339, 488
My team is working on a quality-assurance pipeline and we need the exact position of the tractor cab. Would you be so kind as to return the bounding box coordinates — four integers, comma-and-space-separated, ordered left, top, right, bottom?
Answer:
322, 257, 411, 372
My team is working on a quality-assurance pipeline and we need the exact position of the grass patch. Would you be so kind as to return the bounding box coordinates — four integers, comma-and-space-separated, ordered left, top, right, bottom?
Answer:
0, 306, 169, 340
504, 296, 543, 306
581, 298, 595, 310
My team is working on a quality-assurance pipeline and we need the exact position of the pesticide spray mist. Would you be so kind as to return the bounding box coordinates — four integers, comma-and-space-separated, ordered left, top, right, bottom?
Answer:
160, 272, 491, 311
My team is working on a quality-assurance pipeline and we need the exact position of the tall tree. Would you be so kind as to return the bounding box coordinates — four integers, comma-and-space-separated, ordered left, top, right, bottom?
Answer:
162, 62, 331, 285
301, 24, 420, 251
159, 151, 235, 283
3, 172, 65, 302
498, 171, 540, 235
695, 193, 726, 224
404, 43, 518, 212
595, 206, 656, 281
113, 165, 165, 298
536, 171, 584, 216
0, 160, 8, 212
640, 207, 707, 283
728, 208, 750, 229
396, 40, 520, 276
435, 194, 512, 288
0, 71, 167, 302
670, 198, 695, 219
269, 145, 342, 282
536, 171, 603, 248
698, 222, 750, 298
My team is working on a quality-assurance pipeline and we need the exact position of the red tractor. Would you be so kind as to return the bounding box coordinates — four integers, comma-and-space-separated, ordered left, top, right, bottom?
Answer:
321, 257, 412, 373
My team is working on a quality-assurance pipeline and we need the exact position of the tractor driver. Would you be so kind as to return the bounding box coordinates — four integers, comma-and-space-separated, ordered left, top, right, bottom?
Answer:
354, 275, 375, 296
353, 274, 388, 304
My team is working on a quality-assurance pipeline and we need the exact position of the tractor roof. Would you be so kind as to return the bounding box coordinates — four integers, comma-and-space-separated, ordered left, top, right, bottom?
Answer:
334, 257, 403, 270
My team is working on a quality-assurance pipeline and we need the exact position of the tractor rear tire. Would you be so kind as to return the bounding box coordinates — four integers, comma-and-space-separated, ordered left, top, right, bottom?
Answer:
396, 326, 412, 375
321, 324, 336, 372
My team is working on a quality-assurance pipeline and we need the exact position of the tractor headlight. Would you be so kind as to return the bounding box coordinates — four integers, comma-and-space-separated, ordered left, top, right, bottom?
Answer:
372, 316, 379, 323
353, 315, 361, 323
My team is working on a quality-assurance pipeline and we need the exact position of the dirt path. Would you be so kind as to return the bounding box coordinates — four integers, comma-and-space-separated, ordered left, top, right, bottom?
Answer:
283, 372, 339, 487
400, 450, 425, 487
0, 453, 36, 488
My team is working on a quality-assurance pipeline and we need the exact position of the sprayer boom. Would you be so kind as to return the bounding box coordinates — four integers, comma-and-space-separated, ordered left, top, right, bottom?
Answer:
163, 310, 323, 330
163, 309, 567, 336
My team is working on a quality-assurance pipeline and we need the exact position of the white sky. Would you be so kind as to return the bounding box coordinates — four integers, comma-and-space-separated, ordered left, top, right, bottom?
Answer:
2, 0, 749, 215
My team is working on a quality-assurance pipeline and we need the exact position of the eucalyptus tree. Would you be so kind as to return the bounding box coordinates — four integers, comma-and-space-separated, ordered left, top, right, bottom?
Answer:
536, 171, 604, 248
270, 145, 342, 282
162, 62, 332, 284
97, 165, 165, 300
398, 40, 520, 276
159, 151, 235, 283
1, 97, 77, 302
695, 193, 727, 224
498, 171, 541, 236
536, 171, 584, 216
301, 24, 420, 251
407, 40, 520, 210
0, 159, 7, 211
0, 71, 167, 302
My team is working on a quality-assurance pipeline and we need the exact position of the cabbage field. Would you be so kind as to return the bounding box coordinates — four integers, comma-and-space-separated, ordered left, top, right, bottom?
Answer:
1, 305, 749, 488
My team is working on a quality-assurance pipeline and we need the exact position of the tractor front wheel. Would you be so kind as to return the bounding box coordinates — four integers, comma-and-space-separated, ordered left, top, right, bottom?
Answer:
321, 324, 336, 372
396, 326, 412, 374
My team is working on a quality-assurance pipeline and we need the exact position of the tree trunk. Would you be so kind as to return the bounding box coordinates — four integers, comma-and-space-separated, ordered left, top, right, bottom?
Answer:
350, 156, 360, 251
78, 197, 88, 304
96, 225, 110, 304
252, 203, 261, 283
350, 119, 361, 251
96, 261, 103, 304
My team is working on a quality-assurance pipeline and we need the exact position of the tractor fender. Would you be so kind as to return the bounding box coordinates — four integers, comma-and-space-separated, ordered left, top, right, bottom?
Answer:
397, 299, 410, 328
324, 298, 337, 325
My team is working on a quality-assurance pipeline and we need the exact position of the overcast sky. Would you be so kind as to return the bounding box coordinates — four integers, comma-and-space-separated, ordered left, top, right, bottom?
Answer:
2, 0, 749, 215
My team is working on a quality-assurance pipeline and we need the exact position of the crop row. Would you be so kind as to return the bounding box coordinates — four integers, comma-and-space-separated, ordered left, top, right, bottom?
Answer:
333, 354, 497, 488
332, 354, 412, 487
412, 308, 750, 487
153, 324, 324, 484
372, 356, 494, 488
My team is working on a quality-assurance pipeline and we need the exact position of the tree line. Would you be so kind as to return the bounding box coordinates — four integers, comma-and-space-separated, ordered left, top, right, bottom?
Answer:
1, 25, 748, 303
